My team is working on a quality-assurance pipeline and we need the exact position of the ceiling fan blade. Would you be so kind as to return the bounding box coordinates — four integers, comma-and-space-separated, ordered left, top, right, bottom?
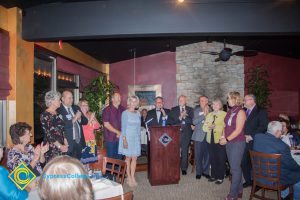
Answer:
199, 51, 219, 55
215, 57, 221, 62
233, 50, 258, 57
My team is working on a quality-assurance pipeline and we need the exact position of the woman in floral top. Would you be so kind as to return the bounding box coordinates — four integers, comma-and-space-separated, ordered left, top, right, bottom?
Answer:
40, 91, 68, 163
79, 99, 100, 166
7, 122, 49, 176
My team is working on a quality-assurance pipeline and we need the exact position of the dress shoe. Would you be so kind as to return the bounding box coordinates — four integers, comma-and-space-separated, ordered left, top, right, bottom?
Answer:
196, 175, 201, 179
181, 170, 187, 175
224, 195, 238, 200
202, 173, 210, 179
215, 179, 224, 184
243, 182, 252, 188
208, 177, 216, 182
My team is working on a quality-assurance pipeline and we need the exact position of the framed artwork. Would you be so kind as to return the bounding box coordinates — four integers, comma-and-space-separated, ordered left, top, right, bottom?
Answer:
128, 84, 162, 111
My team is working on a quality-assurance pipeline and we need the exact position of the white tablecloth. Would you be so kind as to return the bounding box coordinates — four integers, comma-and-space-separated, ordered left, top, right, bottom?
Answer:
92, 178, 124, 199
28, 178, 123, 200
291, 150, 300, 165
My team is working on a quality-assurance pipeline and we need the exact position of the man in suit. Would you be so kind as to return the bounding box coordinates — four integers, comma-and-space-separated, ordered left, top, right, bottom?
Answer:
168, 95, 194, 175
253, 121, 300, 198
57, 90, 88, 160
242, 94, 268, 188
192, 95, 210, 180
146, 97, 170, 127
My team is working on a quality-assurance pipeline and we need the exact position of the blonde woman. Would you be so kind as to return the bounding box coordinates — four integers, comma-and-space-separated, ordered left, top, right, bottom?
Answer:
118, 96, 141, 187
203, 99, 227, 184
220, 92, 246, 200
38, 155, 94, 200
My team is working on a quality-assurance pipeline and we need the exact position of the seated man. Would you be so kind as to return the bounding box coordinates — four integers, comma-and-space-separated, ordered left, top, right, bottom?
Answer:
253, 121, 300, 198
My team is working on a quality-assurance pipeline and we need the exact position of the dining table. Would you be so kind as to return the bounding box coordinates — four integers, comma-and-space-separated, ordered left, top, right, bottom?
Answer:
28, 177, 124, 200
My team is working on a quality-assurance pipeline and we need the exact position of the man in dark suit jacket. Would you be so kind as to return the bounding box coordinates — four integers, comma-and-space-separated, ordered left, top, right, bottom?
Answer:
146, 97, 170, 127
253, 121, 300, 197
168, 95, 194, 175
242, 94, 269, 187
57, 90, 88, 160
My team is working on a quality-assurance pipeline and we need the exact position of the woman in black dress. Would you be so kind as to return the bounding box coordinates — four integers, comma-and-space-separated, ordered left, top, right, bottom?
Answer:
40, 91, 68, 163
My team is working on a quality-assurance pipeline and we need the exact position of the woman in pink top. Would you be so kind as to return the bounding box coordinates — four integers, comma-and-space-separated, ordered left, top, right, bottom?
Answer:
79, 99, 101, 166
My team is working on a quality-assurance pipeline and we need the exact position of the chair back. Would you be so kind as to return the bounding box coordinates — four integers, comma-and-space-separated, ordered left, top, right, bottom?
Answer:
249, 150, 282, 189
102, 157, 127, 185
101, 191, 133, 200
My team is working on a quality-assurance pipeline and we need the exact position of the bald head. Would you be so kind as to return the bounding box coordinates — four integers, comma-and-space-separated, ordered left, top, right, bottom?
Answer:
62, 90, 73, 107
178, 95, 187, 107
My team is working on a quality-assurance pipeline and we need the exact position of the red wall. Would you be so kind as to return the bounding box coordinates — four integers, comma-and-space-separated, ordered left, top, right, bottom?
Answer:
109, 52, 177, 109
57, 56, 100, 91
244, 53, 300, 120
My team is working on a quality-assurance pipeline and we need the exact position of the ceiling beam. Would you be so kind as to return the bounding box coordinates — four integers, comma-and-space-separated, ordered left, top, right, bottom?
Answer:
22, 0, 300, 41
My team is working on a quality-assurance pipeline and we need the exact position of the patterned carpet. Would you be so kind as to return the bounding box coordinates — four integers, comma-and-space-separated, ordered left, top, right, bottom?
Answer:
123, 169, 252, 200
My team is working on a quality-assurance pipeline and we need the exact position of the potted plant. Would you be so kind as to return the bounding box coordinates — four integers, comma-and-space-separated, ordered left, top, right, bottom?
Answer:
246, 65, 272, 108
83, 74, 118, 148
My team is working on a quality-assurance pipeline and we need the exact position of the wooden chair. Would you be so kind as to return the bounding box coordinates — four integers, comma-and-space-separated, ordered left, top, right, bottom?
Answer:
249, 151, 294, 200
188, 141, 195, 173
101, 191, 133, 200
102, 157, 127, 185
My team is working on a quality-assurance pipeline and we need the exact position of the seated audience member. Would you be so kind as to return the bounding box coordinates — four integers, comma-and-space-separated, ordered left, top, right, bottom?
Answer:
141, 108, 148, 128
7, 122, 49, 176
279, 118, 300, 147
38, 155, 94, 200
40, 91, 69, 163
78, 99, 100, 166
253, 121, 300, 198
0, 146, 32, 200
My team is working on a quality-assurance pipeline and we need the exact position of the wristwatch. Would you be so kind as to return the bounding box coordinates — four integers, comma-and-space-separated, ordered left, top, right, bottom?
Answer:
225, 138, 230, 142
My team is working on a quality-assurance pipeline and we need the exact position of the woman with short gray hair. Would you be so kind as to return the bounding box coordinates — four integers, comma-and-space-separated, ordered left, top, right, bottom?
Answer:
40, 91, 68, 163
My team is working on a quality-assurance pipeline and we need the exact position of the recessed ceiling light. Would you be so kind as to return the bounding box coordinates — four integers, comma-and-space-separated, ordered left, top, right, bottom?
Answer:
178, 0, 185, 3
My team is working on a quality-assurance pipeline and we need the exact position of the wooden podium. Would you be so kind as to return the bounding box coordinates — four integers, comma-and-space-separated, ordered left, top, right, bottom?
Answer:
148, 125, 181, 186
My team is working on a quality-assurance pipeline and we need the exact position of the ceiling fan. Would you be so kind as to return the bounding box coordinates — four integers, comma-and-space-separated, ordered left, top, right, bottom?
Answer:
199, 40, 258, 62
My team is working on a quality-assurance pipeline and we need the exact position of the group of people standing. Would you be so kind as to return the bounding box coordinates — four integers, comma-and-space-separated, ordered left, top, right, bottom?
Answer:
7, 90, 101, 178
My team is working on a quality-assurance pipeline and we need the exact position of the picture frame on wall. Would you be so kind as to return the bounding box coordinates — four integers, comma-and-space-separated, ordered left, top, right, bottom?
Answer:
128, 84, 162, 111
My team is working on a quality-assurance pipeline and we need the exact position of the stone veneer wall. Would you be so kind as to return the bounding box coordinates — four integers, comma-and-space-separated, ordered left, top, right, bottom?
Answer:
176, 41, 244, 107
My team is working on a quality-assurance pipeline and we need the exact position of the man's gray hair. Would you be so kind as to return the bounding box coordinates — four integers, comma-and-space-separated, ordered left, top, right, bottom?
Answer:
45, 91, 61, 107
267, 121, 282, 135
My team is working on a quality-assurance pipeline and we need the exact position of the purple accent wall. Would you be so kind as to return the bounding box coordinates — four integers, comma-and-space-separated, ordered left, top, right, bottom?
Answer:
56, 56, 100, 90
109, 52, 177, 109
0, 30, 11, 99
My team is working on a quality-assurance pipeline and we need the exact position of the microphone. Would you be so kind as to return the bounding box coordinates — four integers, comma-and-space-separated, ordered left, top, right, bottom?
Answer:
145, 118, 153, 141
145, 118, 153, 125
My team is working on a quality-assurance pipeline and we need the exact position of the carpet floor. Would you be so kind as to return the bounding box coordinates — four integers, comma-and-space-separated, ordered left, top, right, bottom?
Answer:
123, 169, 279, 200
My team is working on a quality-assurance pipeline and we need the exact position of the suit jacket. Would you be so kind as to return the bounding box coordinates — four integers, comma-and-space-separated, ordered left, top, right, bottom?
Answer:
146, 108, 170, 127
253, 133, 300, 186
191, 107, 208, 142
245, 105, 268, 138
168, 106, 194, 134
57, 104, 88, 149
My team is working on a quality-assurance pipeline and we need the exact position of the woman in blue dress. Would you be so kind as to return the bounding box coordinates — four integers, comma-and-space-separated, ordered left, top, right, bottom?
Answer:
119, 95, 141, 187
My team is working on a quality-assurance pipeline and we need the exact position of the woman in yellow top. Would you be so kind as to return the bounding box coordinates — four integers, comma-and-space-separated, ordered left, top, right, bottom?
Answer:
203, 99, 227, 184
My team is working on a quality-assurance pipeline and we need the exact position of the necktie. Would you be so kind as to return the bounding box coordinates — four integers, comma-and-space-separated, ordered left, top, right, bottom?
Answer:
246, 109, 251, 118
68, 108, 81, 143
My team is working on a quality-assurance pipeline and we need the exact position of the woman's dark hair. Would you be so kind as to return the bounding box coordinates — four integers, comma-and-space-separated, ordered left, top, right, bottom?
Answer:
9, 122, 32, 145
279, 118, 291, 133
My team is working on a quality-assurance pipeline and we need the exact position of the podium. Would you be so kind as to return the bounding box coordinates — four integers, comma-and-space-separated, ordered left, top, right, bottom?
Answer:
148, 125, 181, 186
